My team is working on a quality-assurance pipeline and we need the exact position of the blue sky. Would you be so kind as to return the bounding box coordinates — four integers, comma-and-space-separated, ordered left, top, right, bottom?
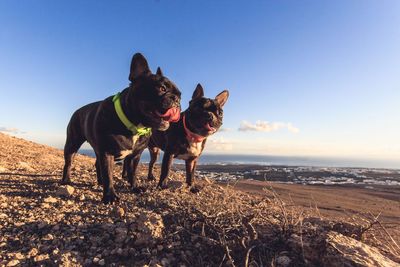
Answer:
0, 1, 399, 161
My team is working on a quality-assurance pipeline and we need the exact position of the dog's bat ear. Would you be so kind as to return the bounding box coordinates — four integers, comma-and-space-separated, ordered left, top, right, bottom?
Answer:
215, 90, 229, 107
129, 53, 151, 82
192, 83, 204, 100
156, 67, 163, 76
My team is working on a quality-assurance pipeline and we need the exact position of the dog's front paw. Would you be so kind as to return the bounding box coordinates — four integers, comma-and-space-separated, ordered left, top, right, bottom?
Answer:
157, 181, 168, 190
102, 188, 120, 204
189, 185, 201, 194
147, 174, 156, 181
60, 179, 71, 185
131, 186, 146, 194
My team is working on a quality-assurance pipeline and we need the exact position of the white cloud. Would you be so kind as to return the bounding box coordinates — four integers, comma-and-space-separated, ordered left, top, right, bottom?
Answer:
206, 137, 233, 151
238, 120, 299, 133
217, 127, 232, 133
0, 127, 25, 134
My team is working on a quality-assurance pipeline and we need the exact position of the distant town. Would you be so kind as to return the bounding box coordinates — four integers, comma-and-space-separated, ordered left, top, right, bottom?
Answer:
173, 164, 400, 187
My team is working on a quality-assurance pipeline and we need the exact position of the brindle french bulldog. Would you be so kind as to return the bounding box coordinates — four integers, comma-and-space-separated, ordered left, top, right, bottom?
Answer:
61, 53, 181, 204
124, 84, 228, 192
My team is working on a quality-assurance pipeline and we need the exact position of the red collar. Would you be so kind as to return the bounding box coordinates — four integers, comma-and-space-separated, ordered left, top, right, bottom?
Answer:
183, 114, 206, 143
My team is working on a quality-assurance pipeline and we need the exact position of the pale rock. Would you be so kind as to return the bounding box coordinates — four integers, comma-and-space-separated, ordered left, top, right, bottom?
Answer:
110, 206, 125, 218
44, 196, 58, 203
134, 211, 164, 246
56, 185, 75, 197
34, 254, 49, 262
326, 231, 399, 267
14, 253, 24, 260
6, 260, 20, 267
41, 203, 50, 209
28, 248, 39, 258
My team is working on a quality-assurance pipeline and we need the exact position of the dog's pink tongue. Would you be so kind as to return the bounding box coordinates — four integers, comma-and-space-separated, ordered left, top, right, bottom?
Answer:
205, 123, 216, 132
159, 107, 180, 122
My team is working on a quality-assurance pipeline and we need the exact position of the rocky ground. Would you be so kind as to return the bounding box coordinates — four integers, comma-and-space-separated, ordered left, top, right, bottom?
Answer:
0, 132, 399, 266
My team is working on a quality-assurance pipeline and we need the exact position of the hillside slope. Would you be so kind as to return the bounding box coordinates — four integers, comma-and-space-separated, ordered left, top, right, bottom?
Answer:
0, 132, 399, 266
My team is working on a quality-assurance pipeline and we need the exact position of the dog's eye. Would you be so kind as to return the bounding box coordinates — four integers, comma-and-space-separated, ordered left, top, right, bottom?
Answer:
159, 85, 167, 93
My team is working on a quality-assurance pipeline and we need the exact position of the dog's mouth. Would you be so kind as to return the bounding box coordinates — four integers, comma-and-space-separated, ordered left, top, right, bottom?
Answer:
155, 107, 181, 122
204, 122, 217, 134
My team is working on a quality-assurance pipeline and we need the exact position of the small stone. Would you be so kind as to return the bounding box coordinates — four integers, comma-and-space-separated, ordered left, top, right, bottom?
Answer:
98, 259, 105, 266
37, 221, 47, 229
43, 234, 54, 240
7, 260, 20, 267
56, 185, 75, 197
34, 254, 49, 262
53, 224, 60, 231
14, 253, 24, 260
0, 213, 7, 219
79, 194, 86, 201
128, 248, 135, 255
93, 257, 100, 263
28, 248, 39, 258
116, 248, 123, 255
161, 258, 169, 266
110, 206, 125, 218
44, 196, 58, 203
276, 255, 291, 267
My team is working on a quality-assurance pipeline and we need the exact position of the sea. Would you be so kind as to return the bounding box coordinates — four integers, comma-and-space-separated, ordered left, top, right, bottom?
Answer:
79, 149, 400, 169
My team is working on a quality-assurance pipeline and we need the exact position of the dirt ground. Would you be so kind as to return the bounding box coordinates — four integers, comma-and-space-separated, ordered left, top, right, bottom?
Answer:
228, 180, 400, 222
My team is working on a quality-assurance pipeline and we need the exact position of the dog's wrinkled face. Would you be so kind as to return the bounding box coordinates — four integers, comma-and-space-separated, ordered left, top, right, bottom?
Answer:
186, 84, 229, 137
128, 54, 181, 131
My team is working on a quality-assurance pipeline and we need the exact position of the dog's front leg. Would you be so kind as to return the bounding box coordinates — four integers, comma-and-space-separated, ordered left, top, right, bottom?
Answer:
186, 158, 200, 193
121, 156, 130, 180
158, 152, 174, 189
98, 152, 119, 204
127, 153, 142, 192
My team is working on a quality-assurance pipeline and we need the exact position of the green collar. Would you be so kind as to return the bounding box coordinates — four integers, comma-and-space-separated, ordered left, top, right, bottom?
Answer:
112, 92, 152, 136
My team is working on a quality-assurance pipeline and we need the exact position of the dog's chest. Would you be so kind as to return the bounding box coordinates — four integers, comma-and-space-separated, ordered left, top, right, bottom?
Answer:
115, 135, 140, 160
176, 141, 203, 160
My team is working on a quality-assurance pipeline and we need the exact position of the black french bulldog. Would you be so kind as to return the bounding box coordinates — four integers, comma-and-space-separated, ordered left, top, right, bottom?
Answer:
61, 53, 181, 204
123, 84, 228, 192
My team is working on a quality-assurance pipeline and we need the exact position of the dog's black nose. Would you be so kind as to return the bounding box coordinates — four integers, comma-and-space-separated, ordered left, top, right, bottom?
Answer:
169, 94, 179, 102
207, 112, 214, 121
